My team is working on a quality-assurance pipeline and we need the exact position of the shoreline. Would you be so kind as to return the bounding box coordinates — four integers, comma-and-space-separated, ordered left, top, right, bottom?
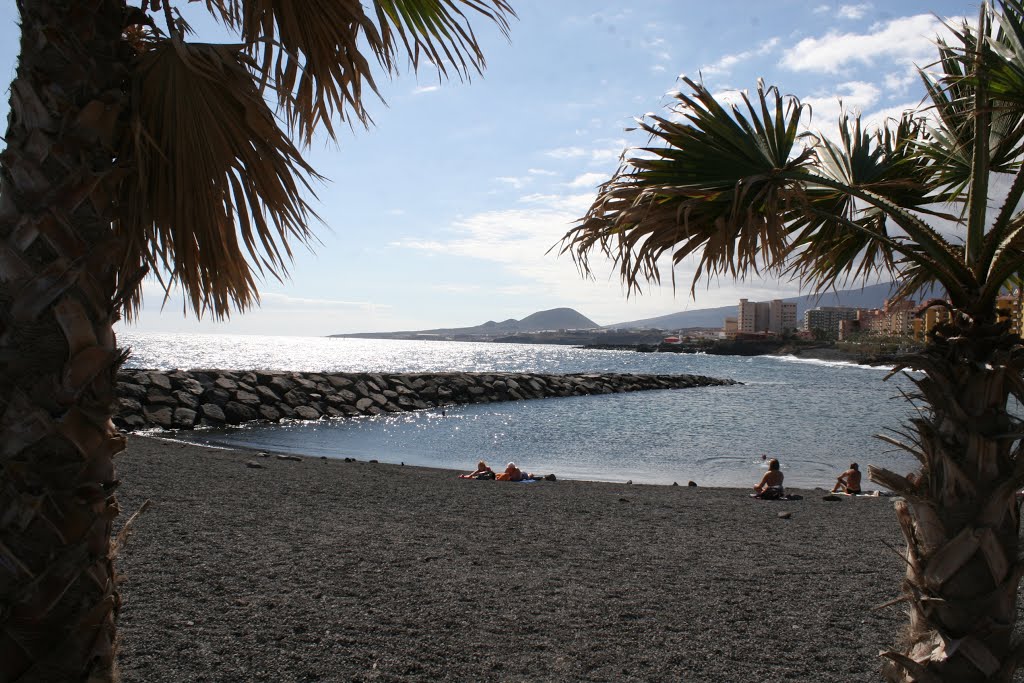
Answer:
114, 434, 908, 682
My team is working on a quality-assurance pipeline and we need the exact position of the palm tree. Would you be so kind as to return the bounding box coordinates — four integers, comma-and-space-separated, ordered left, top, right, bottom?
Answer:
0, 0, 513, 680
561, 2, 1024, 681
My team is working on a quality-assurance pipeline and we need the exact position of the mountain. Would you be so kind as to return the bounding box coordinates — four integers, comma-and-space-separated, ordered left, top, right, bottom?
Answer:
331, 307, 599, 339
608, 282, 925, 330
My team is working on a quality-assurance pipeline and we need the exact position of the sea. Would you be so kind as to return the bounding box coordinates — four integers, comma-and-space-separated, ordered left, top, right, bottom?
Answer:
120, 332, 921, 490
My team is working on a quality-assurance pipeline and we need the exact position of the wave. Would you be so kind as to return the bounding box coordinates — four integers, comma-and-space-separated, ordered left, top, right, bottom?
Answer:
764, 354, 892, 371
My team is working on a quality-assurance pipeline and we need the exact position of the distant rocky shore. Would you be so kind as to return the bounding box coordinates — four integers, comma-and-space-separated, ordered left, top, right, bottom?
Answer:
115, 369, 740, 432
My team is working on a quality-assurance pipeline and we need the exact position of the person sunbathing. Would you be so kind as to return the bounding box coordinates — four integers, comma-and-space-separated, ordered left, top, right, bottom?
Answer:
495, 464, 528, 481
832, 463, 862, 494
753, 458, 784, 499
459, 461, 495, 480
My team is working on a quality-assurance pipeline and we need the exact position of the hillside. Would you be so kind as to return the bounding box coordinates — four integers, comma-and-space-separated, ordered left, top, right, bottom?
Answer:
331, 307, 599, 340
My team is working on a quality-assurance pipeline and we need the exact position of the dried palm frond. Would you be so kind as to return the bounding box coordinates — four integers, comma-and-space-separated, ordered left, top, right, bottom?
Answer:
115, 38, 321, 320
201, 0, 515, 143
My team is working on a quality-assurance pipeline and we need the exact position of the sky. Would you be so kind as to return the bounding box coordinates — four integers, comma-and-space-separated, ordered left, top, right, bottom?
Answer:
0, 0, 975, 335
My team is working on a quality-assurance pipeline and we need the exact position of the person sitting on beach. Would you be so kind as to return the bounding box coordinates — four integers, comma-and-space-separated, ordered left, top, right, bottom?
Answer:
459, 461, 495, 480
832, 463, 862, 495
753, 458, 784, 499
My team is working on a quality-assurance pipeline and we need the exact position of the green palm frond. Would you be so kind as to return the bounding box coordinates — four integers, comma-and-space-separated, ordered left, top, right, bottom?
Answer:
790, 111, 973, 301
916, 40, 976, 200
560, 77, 812, 294
202, 0, 515, 143
116, 38, 321, 320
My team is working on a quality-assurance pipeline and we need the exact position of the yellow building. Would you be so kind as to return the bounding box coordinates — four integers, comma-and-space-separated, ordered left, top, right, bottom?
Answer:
996, 290, 1023, 337
912, 305, 951, 342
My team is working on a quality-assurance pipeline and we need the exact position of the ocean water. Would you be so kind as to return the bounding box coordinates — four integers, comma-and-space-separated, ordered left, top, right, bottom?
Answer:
120, 332, 919, 490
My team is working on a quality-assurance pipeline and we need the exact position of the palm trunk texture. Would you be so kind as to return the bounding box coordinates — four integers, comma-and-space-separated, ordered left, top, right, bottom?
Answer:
872, 317, 1024, 683
0, 1, 130, 681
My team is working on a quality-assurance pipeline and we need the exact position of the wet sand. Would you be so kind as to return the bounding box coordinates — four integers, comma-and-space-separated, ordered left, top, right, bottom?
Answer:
114, 435, 910, 682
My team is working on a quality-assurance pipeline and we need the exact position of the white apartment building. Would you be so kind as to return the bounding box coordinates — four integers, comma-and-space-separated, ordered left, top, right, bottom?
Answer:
803, 306, 859, 337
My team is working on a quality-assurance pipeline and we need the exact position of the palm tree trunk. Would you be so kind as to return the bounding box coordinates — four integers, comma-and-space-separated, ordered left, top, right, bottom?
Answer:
0, 1, 131, 681
872, 316, 1024, 682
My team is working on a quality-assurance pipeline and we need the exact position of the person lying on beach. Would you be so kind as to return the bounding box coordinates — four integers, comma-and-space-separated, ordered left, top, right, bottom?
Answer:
459, 461, 495, 480
496, 462, 539, 481
753, 458, 784, 499
832, 463, 862, 495
496, 462, 523, 481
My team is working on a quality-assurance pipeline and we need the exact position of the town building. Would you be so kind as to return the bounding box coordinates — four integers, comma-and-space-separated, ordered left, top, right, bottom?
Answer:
737, 298, 797, 335
803, 306, 859, 338
996, 290, 1023, 336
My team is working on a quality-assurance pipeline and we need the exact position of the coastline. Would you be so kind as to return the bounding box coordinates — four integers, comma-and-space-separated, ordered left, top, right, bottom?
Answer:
115, 434, 907, 682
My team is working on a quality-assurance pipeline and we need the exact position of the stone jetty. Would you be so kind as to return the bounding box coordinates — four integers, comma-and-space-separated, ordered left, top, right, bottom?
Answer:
114, 368, 740, 432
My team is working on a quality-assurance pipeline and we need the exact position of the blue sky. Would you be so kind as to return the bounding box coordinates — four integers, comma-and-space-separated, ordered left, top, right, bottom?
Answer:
0, 1, 972, 335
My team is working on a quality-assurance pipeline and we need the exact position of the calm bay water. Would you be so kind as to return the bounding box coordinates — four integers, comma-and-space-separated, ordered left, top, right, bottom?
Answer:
120, 332, 918, 489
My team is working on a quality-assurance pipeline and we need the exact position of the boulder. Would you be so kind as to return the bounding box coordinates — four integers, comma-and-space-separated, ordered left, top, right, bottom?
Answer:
268, 376, 296, 394
223, 401, 257, 424
293, 377, 317, 391
117, 382, 148, 400
172, 390, 200, 410
326, 375, 353, 389
203, 387, 231, 406
199, 403, 226, 423
258, 405, 282, 422
173, 407, 197, 428
146, 389, 176, 406
117, 413, 148, 431
235, 390, 261, 405
174, 377, 205, 395
214, 376, 239, 392
118, 396, 142, 414
255, 385, 281, 403
143, 406, 173, 429
294, 405, 321, 420
282, 389, 308, 408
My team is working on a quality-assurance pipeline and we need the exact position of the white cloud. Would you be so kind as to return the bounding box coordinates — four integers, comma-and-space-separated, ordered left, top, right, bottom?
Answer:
780, 14, 952, 73
545, 146, 588, 159
701, 38, 780, 76
802, 81, 882, 137
257, 292, 385, 310
543, 141, 627, 167
883, 69, 917, 93
528, 168, 558, 176
496, 176, 530, 189
838, 3, 871, 20
860, 100, 930, 132
412, 85, 440, 95
568, 172, 610, 189
813, 5, 831, 14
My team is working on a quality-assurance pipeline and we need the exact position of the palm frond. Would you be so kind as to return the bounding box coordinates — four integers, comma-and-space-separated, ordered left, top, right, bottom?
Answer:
792, 111, 973, 301
559, 77, 812, 295
202, 0, 515, 144
115, 38, 321, 320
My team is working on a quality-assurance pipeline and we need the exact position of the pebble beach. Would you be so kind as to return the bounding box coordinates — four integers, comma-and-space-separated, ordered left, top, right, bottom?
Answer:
114, 435, 911, 682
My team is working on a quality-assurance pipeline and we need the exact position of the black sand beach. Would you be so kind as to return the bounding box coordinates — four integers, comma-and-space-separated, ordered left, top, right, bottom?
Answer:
115, 435, 914, 682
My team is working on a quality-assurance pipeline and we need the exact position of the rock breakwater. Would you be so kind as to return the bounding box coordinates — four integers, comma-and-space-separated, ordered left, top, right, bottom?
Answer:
115, 368, 740, 432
